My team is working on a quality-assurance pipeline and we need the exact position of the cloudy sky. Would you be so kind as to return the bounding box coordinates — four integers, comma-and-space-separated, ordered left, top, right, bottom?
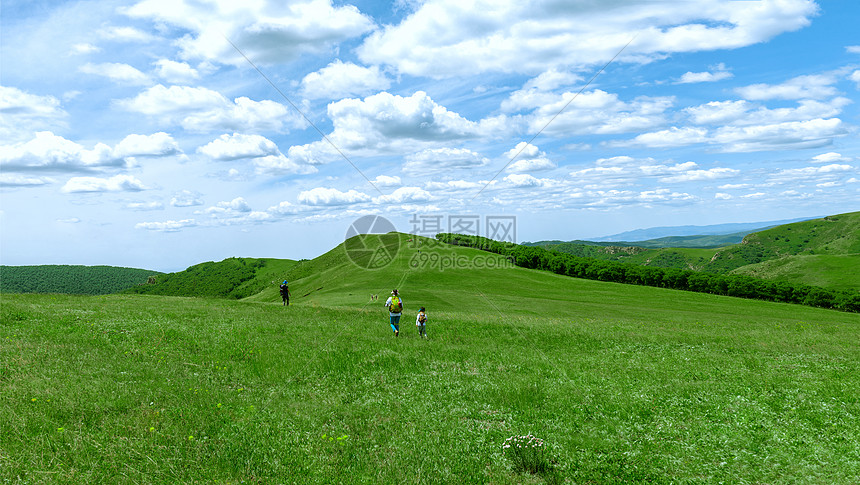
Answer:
2, 0, 858, 272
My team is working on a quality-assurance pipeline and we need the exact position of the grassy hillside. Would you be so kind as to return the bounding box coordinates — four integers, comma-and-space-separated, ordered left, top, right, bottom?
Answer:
3, 267, 858, 482
124, 257, 298, 299
246, 234, 518, 311
0, 265, 160, 295
629, 230, 749, 248
734, 254, 860, 292
530, 211, 860, 290
739, 211, 860, 256
522, 243, 717, 271
718, 212, 860, 289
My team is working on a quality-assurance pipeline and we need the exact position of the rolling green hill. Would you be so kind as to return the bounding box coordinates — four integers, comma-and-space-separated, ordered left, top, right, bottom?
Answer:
127, 229, 854, 313
244, 233, 521, 313
0, 265, 160, 295
527, 211, 860, 291
124, 257, 298, 299
733, 254, 860, 292
720, 212, 860, 290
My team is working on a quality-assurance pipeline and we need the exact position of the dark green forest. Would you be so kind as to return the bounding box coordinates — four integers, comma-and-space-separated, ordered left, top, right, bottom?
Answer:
1, 265, 160, 295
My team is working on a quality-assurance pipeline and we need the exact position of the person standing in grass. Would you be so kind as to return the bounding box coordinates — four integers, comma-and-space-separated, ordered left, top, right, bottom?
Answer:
279, 280, 291, 306
416, 307, 427, 338
385, 289, 403, 336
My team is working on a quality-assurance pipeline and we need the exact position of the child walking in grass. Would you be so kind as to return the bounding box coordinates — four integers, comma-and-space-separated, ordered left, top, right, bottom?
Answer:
416, 307, 427, 338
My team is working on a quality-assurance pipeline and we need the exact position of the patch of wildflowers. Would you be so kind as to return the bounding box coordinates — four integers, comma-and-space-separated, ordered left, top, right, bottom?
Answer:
502, 434, 549, 474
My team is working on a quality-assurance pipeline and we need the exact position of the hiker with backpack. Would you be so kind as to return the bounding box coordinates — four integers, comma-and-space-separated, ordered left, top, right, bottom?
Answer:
279, 280, 291, 306
385, 289, 403, 336
416, 306, 427, 338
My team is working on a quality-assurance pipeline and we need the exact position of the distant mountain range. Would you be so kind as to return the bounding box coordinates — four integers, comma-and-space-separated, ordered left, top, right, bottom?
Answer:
586, 216, 820, 242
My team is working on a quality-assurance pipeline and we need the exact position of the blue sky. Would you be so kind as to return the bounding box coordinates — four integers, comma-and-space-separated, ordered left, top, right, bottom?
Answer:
1, 0, 858, 272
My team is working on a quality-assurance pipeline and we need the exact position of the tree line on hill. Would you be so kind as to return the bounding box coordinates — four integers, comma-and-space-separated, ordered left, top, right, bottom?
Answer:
0, 265, 159, 295
436, 234, 860, 313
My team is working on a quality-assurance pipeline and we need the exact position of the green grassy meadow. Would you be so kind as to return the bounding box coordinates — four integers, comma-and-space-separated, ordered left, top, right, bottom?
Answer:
2, 236, 859, 483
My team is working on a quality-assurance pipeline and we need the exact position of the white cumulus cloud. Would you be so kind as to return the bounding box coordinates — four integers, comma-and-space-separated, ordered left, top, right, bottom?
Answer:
620, 127, 709, 148
198, 133, 279, 161
170, 190, 203, 207
504, 173, 554, 188
0, 174, 55, 187
403, 147, 489, 173
373, 186, 432, 204
70, 43, 101, 55
850, 70, 860, 88
504, 142, 556, 173
61, 174, 148, 193
252, 154, 319, 176
80, 62, 151, 85
126, 201, 164, 211
119, 84, 300, 133
713, 118, 846, 152
300, 60, 390, 100
99, 26, 155, 42
677, 63, 733, 84
298, 187, 371, 206
203, 197, 253, 216
326, 91, 479, 151
0, 86, 67, 142
736, 74, 839, 100
372, 175, 401, 187
154, 59, 200, 83
424, 180, 489, 190
0, 131, 181, 173
659, 167, 739, 183
811, 152, 850, 164
125, 0, 374, 66
358, 0, 818, 78
521, 90, 675, 136
196, 133, 317, 176
114, 132, 181, 158
135, 219, 197, 232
